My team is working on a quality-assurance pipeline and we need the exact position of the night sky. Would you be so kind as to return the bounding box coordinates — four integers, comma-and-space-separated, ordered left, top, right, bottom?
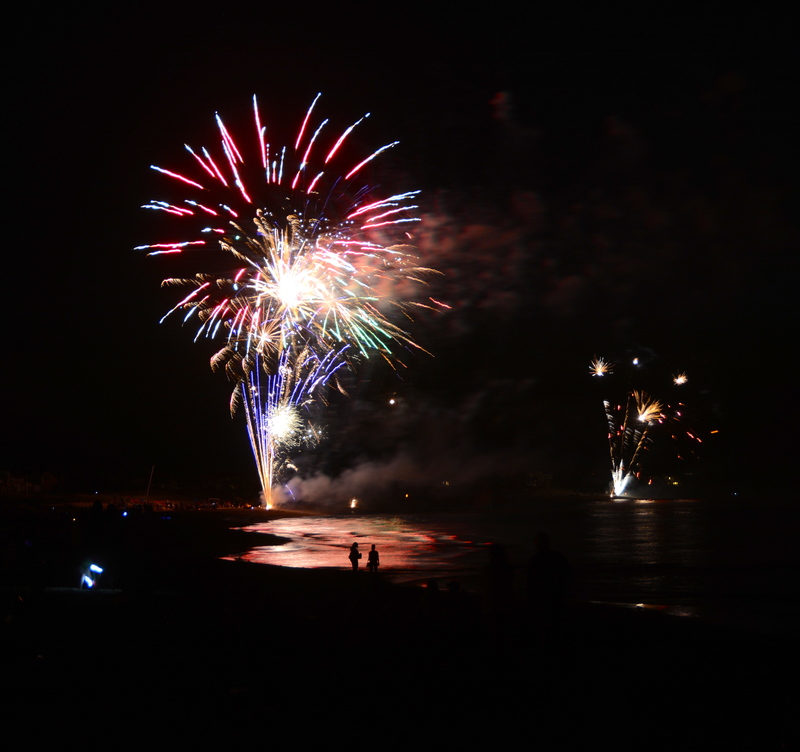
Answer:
5, 7, 797, 499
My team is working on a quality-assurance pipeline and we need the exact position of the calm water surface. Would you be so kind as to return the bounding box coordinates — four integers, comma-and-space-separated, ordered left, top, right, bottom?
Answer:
226, 496, 798, 636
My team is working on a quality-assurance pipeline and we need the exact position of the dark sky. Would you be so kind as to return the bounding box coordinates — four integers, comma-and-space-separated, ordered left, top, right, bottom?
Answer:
4, 6, 797, 497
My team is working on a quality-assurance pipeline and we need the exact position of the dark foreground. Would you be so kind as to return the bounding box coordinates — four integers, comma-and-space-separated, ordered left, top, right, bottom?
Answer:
1, 501, 796, 745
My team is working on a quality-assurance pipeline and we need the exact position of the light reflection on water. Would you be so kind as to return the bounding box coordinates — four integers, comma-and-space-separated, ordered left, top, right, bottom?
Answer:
222, 498, 799, 635
225, 515, 490, 585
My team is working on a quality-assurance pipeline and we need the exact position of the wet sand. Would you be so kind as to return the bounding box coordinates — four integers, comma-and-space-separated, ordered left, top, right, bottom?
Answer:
1, 499, 795, 743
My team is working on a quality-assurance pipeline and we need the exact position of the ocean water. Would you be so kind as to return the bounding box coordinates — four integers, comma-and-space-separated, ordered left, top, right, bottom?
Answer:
225, 496, 799, 637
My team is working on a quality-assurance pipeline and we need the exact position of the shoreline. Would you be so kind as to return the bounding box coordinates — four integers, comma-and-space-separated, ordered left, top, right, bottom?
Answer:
1, 495, 795, 738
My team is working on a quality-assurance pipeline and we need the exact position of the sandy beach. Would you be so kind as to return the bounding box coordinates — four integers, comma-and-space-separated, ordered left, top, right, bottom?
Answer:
1, 497, 795, 743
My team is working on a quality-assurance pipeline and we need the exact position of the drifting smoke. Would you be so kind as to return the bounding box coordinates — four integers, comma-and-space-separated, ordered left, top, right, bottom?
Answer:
272, 446, 532, 508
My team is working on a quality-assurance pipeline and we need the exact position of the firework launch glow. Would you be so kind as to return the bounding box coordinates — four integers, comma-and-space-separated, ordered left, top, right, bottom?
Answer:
591, 357, 698, 497
139, 95, 439, 506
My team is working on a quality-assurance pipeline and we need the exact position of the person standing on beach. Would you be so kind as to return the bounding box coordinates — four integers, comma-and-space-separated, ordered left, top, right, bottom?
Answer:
481, 542, 514, 617
527, 532, 572, 612
349, 542, 362, 571
367, 544, 380, 573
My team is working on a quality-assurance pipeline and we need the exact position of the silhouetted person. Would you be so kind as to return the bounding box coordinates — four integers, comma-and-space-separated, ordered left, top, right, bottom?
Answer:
348, 542, 361, 571
367, 544, 380, 573
444, 580, 470, 621
422, 579, 442, 621
481, 542, 514, 617
527, 532, 572, 612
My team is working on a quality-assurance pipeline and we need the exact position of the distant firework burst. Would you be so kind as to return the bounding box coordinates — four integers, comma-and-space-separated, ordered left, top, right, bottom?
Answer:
139, 95, 438, 506
589, 356, 614, 377
590, 356, 699, 497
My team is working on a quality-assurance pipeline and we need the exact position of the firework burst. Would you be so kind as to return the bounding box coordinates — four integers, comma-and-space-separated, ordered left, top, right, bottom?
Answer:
634, 390, 664, 424
591, 356, 696, 497
140, 95, 438, 506
589, 356, 614, 377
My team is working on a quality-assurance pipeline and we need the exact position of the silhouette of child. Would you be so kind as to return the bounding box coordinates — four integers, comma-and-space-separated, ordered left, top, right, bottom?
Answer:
367, 544, 380, 573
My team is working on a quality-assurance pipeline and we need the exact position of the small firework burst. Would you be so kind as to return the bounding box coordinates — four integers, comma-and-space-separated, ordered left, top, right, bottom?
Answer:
589, 356, 614, 377
634, 391, 664, 423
